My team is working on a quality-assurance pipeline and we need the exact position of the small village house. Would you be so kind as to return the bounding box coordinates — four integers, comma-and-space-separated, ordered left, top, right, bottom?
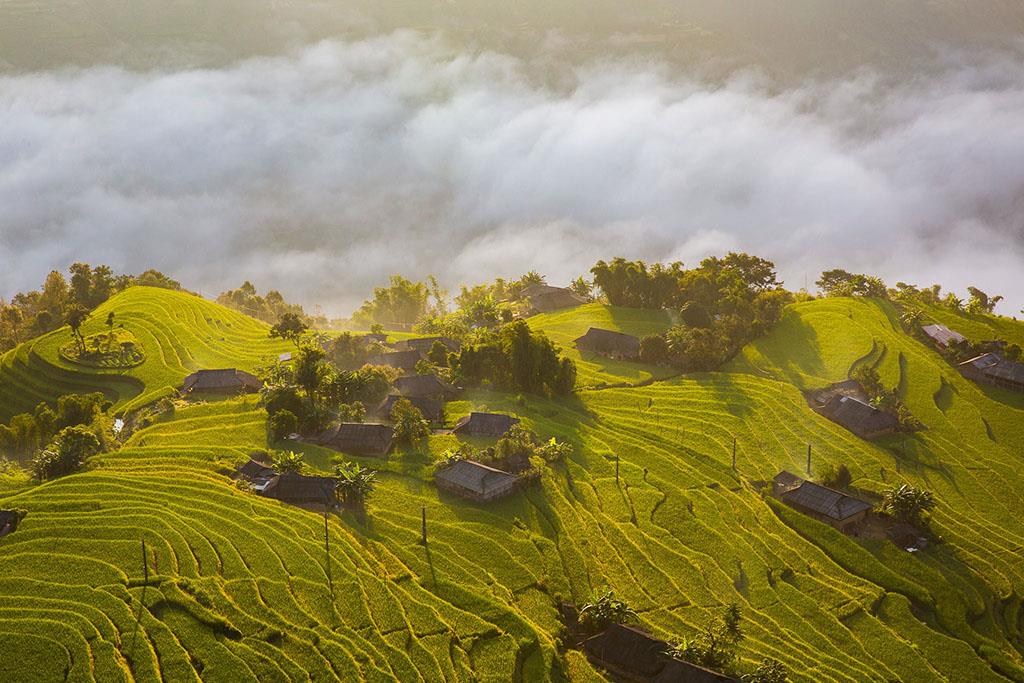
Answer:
378, 394, 444, 424
316, 422, 395, 457
233, 457, 277, 493
435, 460, 519, 502
818, 394, 898, 439
452, 412, 520, 438
959, 353, 1024, 393
521, 285, 586, 314
574, 328, 642, 360
583, 623, 735, 682
393, 336, 461, 354
393, 374, 459, 400
262, 471, 338, 508
920, 323, 965, 349
181, 369, 263, 395
773, 471, 872, 532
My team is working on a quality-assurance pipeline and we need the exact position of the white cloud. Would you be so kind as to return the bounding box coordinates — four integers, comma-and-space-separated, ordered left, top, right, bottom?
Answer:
0, 33, 1022, 315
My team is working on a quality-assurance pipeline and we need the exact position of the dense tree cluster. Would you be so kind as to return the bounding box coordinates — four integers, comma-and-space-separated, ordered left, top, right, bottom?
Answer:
851, 365, 920, 429
0, 264, 183, 352
815, 269, 888, 298
352, 275, 445, 329
589, 254, 790, 371
446, 321, 576, 396
216, 281, 324, 326
0, 392, 112, 461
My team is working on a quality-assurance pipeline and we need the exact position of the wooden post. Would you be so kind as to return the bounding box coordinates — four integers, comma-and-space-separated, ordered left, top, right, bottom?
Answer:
732, 437, 737, 470
141, 538, 149, 584
615, 455, 620, 483
420, 506, 427, 545
323, 510, 333, 597
807, 443, 812, 475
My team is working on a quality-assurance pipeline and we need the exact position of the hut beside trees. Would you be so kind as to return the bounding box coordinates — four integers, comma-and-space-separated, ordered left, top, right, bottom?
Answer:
181, 369, 262, 395
773, 471, 871, 532
574, 328, 642, 360
434, 460, 519, 502
316, 423, 395, 457
452, 412, 520, 438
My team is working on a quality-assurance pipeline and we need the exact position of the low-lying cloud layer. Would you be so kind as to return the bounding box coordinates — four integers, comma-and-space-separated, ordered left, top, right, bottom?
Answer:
1, 33, 1023, 315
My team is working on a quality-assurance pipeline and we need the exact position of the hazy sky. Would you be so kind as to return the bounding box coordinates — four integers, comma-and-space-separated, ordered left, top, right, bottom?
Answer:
1, 33, 1023, 315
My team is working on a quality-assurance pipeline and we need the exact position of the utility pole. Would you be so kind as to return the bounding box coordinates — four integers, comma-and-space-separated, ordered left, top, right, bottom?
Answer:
323, 509, 333, 597
807, 443, 812, 476
615, 455, 620, 484
732, 436, 737, 470
420, 506, 427, 545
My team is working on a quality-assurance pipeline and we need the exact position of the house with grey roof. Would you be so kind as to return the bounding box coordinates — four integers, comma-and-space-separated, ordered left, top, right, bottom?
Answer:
574, 328, 641, 360
522, 285, 586, 314
583, 623, 735, 682
773, 471, 871, 531
393, 336, 461, 354
378, 394, 444, 425
234, 457, 277, 492
818, 394, 899, 439
394, 374, 458, 399
367, 349, 422, 371
181, 369, 262, 395
435, 460, 519, 502
921, 324, 965, 349
959, 353, 1024, 393
452, 412, 520, 438
262, 472, 338, 508
316, 423, 395, 457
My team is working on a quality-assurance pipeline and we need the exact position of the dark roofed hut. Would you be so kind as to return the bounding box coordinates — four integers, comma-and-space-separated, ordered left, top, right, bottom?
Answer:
435, 460, 519, 502
393, 374, 458, 399
378, 394, 444, 424
234, 458, 277, 492
317, 423, 395, 457
582, 623, 736, 682
775, 471, 871, 531
452, 412, 520, 438
959, 353, 1024, 393
526, 287, 586, 314
0, 510, 22, 538
819, 394, 899, 439
263, 472, 338, 508
181, 369, 263, 395
921, 324, 965, 349
362, 333, 388, 344
367, 350, 422, 372
574, 328, 641, 360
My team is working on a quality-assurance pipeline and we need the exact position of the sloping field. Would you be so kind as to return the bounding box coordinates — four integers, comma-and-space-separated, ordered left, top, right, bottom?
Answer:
527, 303, 674, 388
1, 296, 1023, 681
0, 287, 292, 421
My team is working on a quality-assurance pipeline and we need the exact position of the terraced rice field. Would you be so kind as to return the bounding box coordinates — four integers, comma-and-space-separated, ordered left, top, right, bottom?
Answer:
527, 303, 675, 388
0, 287, 292, 421
1, 295, 1023, 681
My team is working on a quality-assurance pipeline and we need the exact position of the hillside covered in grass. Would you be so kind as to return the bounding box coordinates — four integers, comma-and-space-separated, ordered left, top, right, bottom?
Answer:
0, 287, 292, 422
1, 293, 1023, 681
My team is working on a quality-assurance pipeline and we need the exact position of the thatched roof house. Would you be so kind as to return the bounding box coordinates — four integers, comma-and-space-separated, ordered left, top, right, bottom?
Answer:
583, 623, 734, 682
524, 286, 586, 314
452, 412, 520, 438
959, 353, 1024, 393
774, 471, 871, 531
574, 328, 641, 360
378, 394, 444, 424
181, 369, 262, 394
393, 374, 458, 399
317, 423, 395, 457
393, 336, 461, 354
234, 458, 277, 492
921, 324, 965, 349
435, 460, 519, 502
818, 394, 899, 438
367, 350, 422, 371
263, 472, 338, 507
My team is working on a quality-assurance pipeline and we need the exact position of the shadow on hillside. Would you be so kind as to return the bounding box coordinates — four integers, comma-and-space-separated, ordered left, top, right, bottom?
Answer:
975, 383, 1024, 412
689, 372, 756, 419
755, 311, 824, 387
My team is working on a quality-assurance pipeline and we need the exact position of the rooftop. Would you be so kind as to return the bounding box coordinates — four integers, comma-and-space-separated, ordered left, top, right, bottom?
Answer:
780, 476, 872, 521
435, 460, 518, 495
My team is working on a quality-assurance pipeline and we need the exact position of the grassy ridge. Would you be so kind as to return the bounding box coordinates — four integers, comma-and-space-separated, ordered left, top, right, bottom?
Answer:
0, 287, 292, 421
1, 296, 1023, 681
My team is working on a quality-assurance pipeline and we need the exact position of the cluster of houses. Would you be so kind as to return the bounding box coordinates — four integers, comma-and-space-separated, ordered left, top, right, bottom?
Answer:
922, 323, 1024, 393
233, 458, 340, 508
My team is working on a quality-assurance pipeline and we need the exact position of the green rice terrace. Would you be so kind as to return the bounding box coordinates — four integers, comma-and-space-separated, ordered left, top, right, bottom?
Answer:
0, 287, 292, 422
1, 288, 1024, 682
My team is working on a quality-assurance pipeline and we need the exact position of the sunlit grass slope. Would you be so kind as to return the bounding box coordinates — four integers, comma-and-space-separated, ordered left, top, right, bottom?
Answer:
1, 296, 1023, 682
528, 303, 674, 388
0, 287, 292, 421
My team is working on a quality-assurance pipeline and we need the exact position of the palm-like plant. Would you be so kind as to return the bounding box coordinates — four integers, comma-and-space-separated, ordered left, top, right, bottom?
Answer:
882, 484, 935, 527
271, 450, 305, 474
578, 588, 637, 633
334, 461, 376, 508
899, 308, 923, 330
